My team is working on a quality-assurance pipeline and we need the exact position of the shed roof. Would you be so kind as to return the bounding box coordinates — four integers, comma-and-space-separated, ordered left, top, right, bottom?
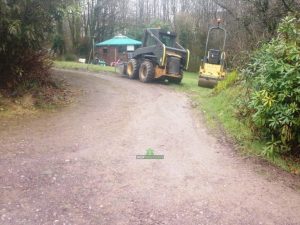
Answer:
95, 35, 142, 47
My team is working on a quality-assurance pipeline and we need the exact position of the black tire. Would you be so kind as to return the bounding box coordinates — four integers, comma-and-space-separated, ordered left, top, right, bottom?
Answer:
122, 63, 127, 74
168, 77, 182, 84
127, 59, 139, 79
139, 60, 154, 83
168, 69, 183, 84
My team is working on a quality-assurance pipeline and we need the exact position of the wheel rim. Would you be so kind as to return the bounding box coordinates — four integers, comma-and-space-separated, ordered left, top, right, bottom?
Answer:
140, 65, 147, 79
127, 63, 133, 75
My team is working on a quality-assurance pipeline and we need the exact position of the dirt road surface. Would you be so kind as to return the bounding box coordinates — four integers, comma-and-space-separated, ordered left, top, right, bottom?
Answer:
1, 69, 300, 225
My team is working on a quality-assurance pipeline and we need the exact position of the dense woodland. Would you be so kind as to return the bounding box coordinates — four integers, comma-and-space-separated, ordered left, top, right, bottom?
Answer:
52, 0, 299, 69
1, 0, 298, 74
0, 0, 299, 157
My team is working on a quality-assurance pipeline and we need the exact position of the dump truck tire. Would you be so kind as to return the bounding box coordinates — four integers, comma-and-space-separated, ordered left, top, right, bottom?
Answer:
139, 60, 154, 83
127, 59, 139, 79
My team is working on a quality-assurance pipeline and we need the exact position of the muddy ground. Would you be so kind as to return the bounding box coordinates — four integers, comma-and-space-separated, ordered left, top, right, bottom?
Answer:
0, 69, 300, 225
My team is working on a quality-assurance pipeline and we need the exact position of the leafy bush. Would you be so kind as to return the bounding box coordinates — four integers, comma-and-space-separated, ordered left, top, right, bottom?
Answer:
0, 0, 60, 89
52, 34, 65, 55
214, 70, 238, 94
76, 37, 90, 58
239, 14, 300, 156
64, 53, 77, 62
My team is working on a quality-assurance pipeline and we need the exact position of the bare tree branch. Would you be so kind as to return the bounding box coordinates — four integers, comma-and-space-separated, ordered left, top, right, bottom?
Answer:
282, 0, 295, 12
212, 0, 239, 20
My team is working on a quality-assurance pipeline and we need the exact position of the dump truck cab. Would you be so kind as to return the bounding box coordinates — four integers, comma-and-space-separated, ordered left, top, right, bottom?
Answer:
126, 28, 190, 84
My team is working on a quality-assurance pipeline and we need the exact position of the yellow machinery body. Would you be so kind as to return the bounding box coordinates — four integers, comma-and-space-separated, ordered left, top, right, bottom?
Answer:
124, 28, 190, 84
199, 61, 226, 88
198, 23, 227, 88
154, 50, 190, 79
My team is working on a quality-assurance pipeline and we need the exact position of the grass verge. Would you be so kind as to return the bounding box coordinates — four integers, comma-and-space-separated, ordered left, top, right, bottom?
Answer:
53, 61, 116, 73
175, 72, 300, 174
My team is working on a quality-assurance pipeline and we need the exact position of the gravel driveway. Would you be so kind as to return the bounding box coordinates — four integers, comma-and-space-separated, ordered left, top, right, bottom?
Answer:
0, 69, 300, 225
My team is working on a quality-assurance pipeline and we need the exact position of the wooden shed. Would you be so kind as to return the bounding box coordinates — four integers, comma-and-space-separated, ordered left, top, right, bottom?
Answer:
95, 35, 142, 66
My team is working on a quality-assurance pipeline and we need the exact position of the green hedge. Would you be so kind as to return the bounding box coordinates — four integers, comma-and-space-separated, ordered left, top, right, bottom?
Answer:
238, 14, 300, 157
